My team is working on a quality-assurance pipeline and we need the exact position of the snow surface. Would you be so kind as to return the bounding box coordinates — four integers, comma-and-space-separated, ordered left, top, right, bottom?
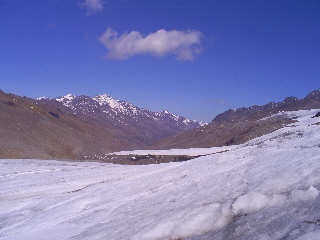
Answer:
56, 94, 75, 102
36, 96, 51, 100
52, 94, 204, 126
110, 146, 236, 156
92, 94, 137, 114
1, 109, 320, 240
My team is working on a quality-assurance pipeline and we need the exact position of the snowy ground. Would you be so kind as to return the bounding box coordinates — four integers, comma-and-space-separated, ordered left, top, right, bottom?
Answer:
1, 109, 320, 240
110, 146, 236, 156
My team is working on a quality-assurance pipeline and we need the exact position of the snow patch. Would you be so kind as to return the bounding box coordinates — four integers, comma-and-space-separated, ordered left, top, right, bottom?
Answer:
232, 192, 287, 214
290, 186, 319, 202
36, 96, 51, 100
55, 94, 75, 102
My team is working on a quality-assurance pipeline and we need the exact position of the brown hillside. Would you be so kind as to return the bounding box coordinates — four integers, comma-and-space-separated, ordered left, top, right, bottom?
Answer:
150, 114, 295, 150
151, 90, 320, 150
0, 90, 142, 159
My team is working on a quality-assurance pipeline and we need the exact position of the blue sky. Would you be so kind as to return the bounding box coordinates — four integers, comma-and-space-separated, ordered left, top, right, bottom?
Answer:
1, 0, 319, 122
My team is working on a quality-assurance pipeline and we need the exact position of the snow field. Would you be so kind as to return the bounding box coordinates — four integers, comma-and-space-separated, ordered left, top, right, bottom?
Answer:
0, 109, 320, 239
109, 145, 236, 156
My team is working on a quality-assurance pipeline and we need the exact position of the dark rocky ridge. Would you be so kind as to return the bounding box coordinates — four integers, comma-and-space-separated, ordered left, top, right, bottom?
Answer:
151, 90, 320, 150
212, 90, 320, 123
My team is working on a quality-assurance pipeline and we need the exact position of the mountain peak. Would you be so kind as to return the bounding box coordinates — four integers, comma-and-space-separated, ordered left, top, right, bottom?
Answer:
56, 94, 75, 102
92, 94, 124, 111
36, 93, 203, 146
304, 89, 320, 100
37, 96, 51, 100
92, 94, 115, 101
282, 96, 299, 103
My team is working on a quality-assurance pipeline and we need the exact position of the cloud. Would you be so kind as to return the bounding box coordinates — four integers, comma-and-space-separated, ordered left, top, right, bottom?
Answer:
82, 0, 104, 15
99, 28, 203, 61
203, 99, 226, 104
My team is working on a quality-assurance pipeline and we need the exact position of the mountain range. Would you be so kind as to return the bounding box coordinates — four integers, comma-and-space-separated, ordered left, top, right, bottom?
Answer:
1, 89, 319, 160
0, 90, 131, 159
0, 90, 201, 159
212, 89, 320, 122
39, 93, 203, 145
150, 89, 320, 150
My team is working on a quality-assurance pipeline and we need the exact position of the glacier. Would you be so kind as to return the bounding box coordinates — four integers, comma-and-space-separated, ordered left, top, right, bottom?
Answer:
1, 109, 320, 239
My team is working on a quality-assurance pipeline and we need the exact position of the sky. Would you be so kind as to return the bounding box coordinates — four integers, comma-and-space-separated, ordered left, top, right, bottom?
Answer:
1, 0, 319, 122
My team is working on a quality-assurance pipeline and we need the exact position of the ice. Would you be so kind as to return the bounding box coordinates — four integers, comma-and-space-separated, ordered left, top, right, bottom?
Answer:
0, 109, 320, 239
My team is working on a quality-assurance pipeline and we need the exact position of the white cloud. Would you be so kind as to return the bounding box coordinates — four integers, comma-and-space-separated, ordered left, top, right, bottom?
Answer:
82, 0, 104, 15
99, 28, 203, 61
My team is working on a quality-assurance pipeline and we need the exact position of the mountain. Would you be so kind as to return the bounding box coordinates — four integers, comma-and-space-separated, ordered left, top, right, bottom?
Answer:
38, 94, 202, 146
2, 88, 320, 159
0, 89, 202, 159
0, 90, 147, 159
151, 89, 320, 150
212, 89, 320, 122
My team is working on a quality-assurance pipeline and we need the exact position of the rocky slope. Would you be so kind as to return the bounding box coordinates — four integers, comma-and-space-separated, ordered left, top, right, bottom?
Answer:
151, 89, 320, 150
0, 90, 144, 159
39, 94, 202, 146
0, 90, 202, 159
2, 89, 320, 159
212, 89, 320, 122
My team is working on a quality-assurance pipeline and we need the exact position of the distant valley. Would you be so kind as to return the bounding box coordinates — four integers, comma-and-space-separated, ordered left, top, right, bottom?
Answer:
1, 89, 319, 160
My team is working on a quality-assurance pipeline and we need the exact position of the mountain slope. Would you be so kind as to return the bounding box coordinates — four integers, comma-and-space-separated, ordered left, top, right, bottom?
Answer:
0, 90, 140, 159
0, 90, 203, 159
39, 94, 202, 146
212, 89, 320, 122
151, 89, 320, 149
2, 89, 320, 159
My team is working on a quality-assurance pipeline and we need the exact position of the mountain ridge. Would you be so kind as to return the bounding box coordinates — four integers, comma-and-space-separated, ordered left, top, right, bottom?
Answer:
0, 89, 205, 159
1, 89, 320, 160
39, 93, 205, 125
0, 90, 137, 159
37, 93, 204, 147
151, 89, 320, 150
212, 89, 320, 123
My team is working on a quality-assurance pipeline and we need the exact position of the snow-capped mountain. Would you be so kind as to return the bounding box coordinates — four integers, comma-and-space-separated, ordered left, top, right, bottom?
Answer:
55, 93, 201, 125
0, 89, 142, 159
38, 94, 203, 146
